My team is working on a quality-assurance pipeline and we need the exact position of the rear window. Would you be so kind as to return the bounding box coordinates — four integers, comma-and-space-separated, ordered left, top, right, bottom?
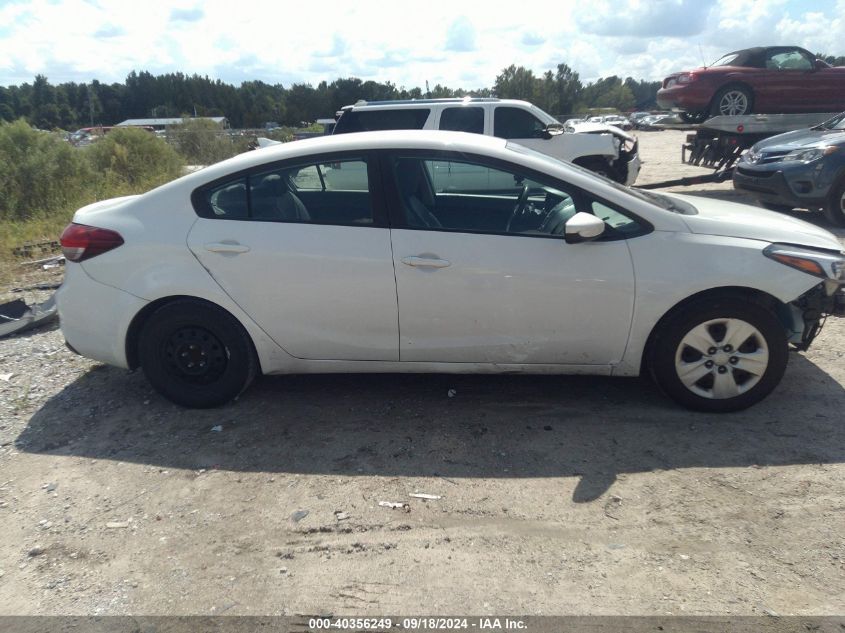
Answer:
334, 108, 431, 134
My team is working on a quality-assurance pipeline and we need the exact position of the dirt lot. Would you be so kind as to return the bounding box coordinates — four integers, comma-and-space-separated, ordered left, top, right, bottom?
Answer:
0, 130, 844, 616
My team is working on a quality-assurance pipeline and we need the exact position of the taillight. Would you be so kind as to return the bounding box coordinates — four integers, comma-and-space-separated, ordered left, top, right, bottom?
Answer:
60, 223, 124, 262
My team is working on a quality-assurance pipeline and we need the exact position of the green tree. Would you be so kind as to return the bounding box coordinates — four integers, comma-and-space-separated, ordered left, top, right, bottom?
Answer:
86, 127, 183, 191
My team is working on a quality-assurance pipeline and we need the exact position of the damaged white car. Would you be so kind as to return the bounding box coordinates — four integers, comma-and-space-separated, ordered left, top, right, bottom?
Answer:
57, 131, 844, 411
329, 98, 641, 186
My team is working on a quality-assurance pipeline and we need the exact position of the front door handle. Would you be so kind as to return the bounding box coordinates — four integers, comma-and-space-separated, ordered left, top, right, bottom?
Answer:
401, 255, 451, 268
204, 242, 251, 254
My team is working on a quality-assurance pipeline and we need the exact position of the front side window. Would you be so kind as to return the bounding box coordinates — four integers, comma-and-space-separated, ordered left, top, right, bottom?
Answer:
766, 49, 813, 70
390, 154, 646, 239
195, 157, 374, 226
439, 106, 484, 134
493, 107, 547, 139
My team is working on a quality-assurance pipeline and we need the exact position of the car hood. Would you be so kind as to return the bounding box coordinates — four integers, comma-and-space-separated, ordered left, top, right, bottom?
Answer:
665, 193, 843, 251
565, 122, 635, 142
754, 128, 845, 151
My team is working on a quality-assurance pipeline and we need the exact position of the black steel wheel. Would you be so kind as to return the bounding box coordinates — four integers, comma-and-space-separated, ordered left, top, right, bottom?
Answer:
138, 299, 258, 408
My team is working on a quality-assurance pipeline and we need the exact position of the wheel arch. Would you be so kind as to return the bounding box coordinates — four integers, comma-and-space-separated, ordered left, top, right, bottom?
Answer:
125, 295, 262, 373
639, 286, 791, 375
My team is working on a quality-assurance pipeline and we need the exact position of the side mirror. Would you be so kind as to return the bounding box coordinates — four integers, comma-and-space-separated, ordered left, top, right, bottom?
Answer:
542, 123, 565, 139
565, 212, 605, 244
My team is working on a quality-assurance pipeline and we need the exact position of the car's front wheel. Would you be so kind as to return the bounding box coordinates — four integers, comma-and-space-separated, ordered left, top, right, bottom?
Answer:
823, 177, 845, 226
650, 297, 788, 412
138, 299, 258, 408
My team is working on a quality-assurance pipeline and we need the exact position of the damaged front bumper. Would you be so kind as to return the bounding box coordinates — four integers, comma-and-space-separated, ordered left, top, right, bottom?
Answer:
787, 283, 845, 350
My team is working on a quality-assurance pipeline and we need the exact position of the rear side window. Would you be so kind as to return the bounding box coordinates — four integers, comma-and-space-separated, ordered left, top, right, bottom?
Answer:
439, 107, 484, 134
205, 178, 248, 219
194, 158, 375, 226
334, 108, 431, 134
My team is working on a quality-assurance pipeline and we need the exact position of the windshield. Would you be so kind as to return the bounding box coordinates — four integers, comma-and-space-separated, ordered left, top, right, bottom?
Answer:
711, 53, 739, 67
505, 141, 698, 214
814, 111, 845, 131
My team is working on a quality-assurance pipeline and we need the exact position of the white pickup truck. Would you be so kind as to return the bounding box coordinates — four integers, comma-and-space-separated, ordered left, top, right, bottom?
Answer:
330, 98, 641, 185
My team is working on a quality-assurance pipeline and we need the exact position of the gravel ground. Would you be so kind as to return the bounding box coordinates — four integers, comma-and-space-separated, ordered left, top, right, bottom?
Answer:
0, 130, 844, 616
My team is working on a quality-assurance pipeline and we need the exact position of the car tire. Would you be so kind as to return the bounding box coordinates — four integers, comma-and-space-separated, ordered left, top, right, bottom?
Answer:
823, 178, 845, 226
680, 111, 708, 124
650, 297, 788, 412
759, 201, 794, 213
711, 85, 753, 117
138, 299, 258, 408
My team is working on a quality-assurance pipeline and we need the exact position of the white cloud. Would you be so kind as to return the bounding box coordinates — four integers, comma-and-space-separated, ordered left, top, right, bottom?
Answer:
0, 0, 841, 89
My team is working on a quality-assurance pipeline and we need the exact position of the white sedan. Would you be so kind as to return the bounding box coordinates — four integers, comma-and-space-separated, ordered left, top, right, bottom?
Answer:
57, 131, 845, 411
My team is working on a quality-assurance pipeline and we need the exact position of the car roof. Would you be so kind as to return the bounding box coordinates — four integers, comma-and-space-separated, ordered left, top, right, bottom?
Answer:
177, 130, 511, 185
340, 98, 531, 110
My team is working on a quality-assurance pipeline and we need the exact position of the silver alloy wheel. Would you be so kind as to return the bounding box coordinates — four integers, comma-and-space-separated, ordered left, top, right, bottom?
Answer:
718, 90, 749, 116
674, 317, 769, 399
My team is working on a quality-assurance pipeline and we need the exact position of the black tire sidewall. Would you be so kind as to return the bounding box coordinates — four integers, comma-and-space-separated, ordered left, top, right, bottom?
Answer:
138, 300, 256, 408
823, 178, 845, 227
651, 298, 788, 412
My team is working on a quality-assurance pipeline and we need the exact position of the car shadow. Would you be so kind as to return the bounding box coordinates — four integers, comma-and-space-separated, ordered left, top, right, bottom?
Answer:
15, 351, 845, 503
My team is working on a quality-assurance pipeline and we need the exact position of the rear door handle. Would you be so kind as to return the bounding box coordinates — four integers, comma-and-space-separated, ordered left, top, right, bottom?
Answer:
401, 255, 451, 268
204, 242, 251, 254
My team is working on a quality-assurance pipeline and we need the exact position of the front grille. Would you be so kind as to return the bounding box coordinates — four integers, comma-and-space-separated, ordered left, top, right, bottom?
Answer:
736, 166, 775, 178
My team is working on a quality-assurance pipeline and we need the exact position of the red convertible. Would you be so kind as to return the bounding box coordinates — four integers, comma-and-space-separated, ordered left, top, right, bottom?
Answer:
657, 46, 845, 123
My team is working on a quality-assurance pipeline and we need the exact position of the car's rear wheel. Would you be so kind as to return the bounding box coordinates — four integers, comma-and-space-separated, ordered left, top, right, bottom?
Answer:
680, 111, 708, 124
711, 85, 753, 116
650, 297, 788, 412
138, 299, 258, 408
823, 178, 845, 226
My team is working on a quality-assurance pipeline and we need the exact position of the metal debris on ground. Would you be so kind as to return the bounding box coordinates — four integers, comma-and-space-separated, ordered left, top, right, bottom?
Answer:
409, 493, 442, 500
0, 294, 59, 338
378, 501, 410, 511
210, 425, 223, 432
334, 511, 350, 521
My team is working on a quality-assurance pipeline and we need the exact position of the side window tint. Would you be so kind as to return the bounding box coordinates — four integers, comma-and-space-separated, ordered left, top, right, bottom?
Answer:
336, 109, 430, 133
250, 159, 373, 225
392, 156, 579, 236
591, 200, 643, 235
493, 107, 547, 139
206, 178, 247, 219
439, 107, 484, 134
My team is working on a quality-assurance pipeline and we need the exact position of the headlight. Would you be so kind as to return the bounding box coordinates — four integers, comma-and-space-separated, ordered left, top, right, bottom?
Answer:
764, 244, 845, 281
782, 146, 837, 163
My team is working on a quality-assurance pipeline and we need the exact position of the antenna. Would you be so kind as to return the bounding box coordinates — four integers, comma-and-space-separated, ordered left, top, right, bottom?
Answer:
698, 44, 707, 68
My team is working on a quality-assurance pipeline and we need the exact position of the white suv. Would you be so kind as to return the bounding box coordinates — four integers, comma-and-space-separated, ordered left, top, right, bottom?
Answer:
332, 98, 641, 185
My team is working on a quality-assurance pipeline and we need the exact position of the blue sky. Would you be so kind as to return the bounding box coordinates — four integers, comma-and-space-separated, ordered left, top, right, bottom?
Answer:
0, 0, 840, 88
